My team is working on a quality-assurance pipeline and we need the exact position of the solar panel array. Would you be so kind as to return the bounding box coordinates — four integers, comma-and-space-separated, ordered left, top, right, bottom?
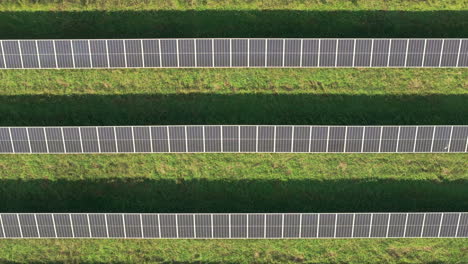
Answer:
1, 39, 467, 69
1, 126, 467, 154
1, 213, 466, 239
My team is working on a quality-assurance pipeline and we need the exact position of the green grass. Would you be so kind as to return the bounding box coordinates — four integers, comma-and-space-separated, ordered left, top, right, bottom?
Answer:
2, 69, 467, 95
1, 0, 467, 11
1, 10, 467, 39
0, 69, 467, 126
1, 154, 468, 213
1, 1, 468, 39
1, 239, 467, 263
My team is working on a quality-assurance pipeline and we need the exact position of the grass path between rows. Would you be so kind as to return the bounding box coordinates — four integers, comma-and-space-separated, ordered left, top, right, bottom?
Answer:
1, 239, 467, 263
1, 69, 467, 126
2, 69, 467, 95
1, 0, 467, 11
1, 153, 467, 212
1, 1, 467, 38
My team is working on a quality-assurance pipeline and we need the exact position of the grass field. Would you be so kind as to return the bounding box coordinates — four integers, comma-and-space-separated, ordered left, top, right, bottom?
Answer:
1, 154, 468, 213
0, 69, 467, 126
0, 0, 468, 263
0, 1, 468, 38
1, 0, 468, 11
1, 239, 467, 263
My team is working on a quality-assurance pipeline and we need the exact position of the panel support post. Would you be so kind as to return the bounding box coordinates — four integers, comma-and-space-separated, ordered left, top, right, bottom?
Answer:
0, 41, 7, 68
273, 126, 277, 152
158, 39, 162, 68
439, 39, 445, 67
456, 39, 462, 67
291, 126, 294, 152
413, 126, 419, 153
51, 214, 59, 238
256, 126, 259, 153
360, 126, 366, 153
35, 40, 41, 68
87, 40, 93, 68
447, 126, 454, 152
247, 39, 250, 67
70, 40, 76, 68
18, 40, 24, 69
343, 126, 348, 152
52, 40, 59, 69
194, 39, 197, 67
8, 127, 15, 153
69, 214, 75, 238
430, 126, 436, 152
396, 126, 401, 152
298, 213, 302, 238
299, 39, 303, 67
229, 39, 232, 68
282, 39, 285, 67
378, 126, 383, 153
421, 39, 427, 67
122, 40, 129, 67
403, 213, 409, 237
176, 40, 180, 67
455, 213, 461, 237
184, 126, 188, 153
404, 39, 409, 67
387, 39, 392, 67
105, 40, 110, 68
352, 39, 356, 67
421, 213, 426, 237
166, 126, 171, 152
140, 40, 145, 67
334, 39, 338, 67
17, 214, 24, 238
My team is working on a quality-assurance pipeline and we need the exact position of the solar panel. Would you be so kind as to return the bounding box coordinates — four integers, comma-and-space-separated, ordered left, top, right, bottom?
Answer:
0, 39, 466, 69
1, 213, 465, 239
1, 125, 467, 154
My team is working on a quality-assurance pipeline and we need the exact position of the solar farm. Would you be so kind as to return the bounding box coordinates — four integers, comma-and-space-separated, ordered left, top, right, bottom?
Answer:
0, 0, 468, 263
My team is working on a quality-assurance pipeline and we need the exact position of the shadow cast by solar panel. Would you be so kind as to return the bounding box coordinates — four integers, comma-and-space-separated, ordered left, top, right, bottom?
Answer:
0, 10, 467, 39
1, 178, 467, 213
0, 94, 467, 126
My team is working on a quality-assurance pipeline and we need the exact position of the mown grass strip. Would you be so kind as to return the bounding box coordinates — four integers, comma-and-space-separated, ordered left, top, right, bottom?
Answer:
1, 69, 467, 126
2, 69, 467, 95
0, 239, 467, 264
1, 10, 467, 38
1, 154, 467, 213
1, 0, 467, 11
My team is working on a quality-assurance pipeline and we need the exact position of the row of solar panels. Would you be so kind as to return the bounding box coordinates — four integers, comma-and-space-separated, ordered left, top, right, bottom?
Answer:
1, 39, 467, 69
1, 126, 467, 154
1, 213, 467, 239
